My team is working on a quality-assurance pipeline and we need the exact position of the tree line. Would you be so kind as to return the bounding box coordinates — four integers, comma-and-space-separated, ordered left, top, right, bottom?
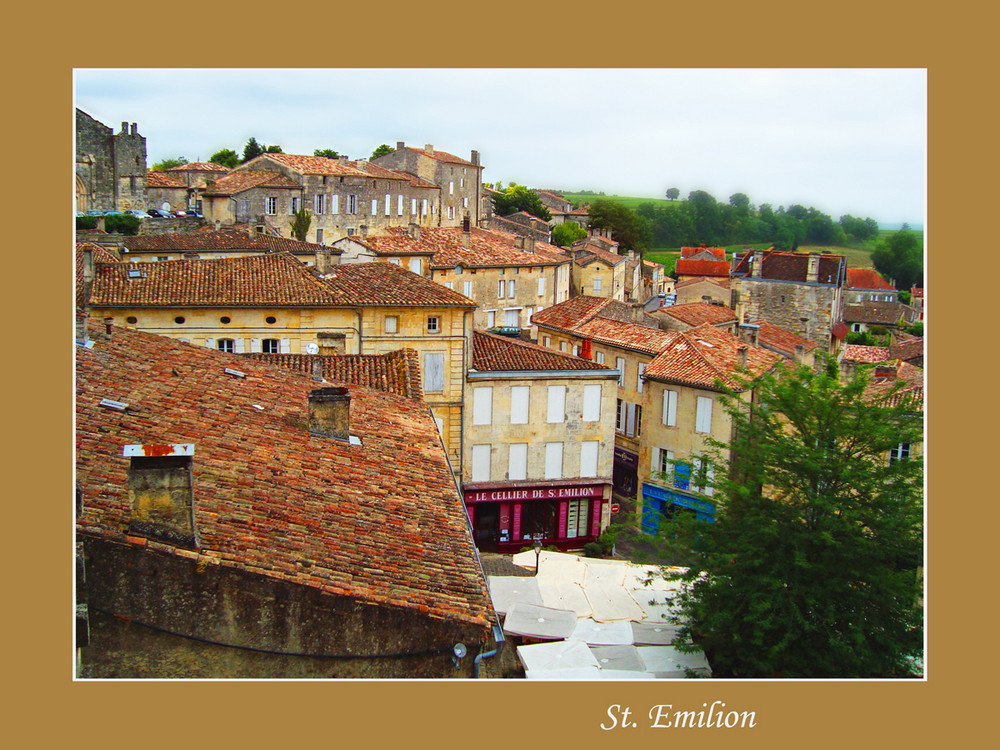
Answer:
151, 140, 395, 171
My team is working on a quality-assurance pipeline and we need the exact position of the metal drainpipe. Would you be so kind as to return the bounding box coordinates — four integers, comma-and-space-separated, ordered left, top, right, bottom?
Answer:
354, 307, 363, 354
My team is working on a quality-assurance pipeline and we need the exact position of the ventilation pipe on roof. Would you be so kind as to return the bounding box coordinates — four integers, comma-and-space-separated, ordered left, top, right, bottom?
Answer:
308, 386, 351, 442
737, 345, 748, 370
104, 317, 114, 338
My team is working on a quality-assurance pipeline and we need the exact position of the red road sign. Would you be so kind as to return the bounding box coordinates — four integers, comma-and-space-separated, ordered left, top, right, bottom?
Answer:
610, 503, 620, 514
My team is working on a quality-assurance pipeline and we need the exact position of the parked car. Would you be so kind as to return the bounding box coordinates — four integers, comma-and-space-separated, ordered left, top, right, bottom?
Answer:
126, 209, 148, 219
184, 210, 204, 219
147, 208, 171, 218
172, 210, 188, 218
85, 209, 105, 217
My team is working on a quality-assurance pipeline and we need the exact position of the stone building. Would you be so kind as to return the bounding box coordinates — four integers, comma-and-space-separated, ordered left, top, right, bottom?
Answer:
75, 321, 496, 678
673, 246, 730, 283
565, 241, 627, 301
82, 251, 476, 468
115, 227, 340, 265
162, 162, 231, 213
730, 248, 848, 350
487, 212, 552, 245
200, 153, 440, 245
463, 331, 619, 552
372, 142, 484, 228
652, 301, 738, 333
75, 109, 147, 212
673, 276, 729, 306
336, 224, 572, 335
145, 170, 188, 213
844, 268, 899, 304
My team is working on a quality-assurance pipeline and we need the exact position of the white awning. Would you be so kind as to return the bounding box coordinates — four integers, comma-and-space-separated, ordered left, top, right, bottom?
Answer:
517, 639, 600, 673
570, 618, 635, 646
487, 576, 543, 616
637, 646, 712, 678
503, 602, 578, 640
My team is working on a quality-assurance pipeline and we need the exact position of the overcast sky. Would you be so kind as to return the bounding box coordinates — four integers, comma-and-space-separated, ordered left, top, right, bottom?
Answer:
75, 68, 926, 227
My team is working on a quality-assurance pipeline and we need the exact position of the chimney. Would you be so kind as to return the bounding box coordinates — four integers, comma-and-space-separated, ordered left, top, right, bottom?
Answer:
317, 331, 346, 355
794, 344, 805, 363
736, 345, 748, 369
751, 250, 764, 278
581, 337, 593, 360
840, 358, 857, 383
874, 364, 898, 380
738, 323, 760, 346
308, 386, 351, 442
131, 123, 138, 136
82, 246, 95, 283
461, 217, 471, 248
396, 141, 405, 151
311, 358, 324, 381
214, 220, 221, 231
121, 121, 128, 134
338, 155, 349, 163
316, 246, 329, 275
471, 150, 480, 166
424, 144, 434, 156
127, 445, 199, 548
409, 222, 422, 241
104, 317, 114, 338
360, 224, 368, 238
76, 312, 88, 344
807, 252, 820, 283
515, 236, 526, 249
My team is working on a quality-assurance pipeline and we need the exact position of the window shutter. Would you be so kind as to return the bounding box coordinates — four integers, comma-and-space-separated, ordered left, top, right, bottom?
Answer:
279, 338, 291, 354
696, 396, 713, 433
409, 257, 421, 274
663, 389, 678, 426
582, 384, 601, 422
205, 338, 215, 349
424, 353, 444, 392
510, 386, 529, 424
508, 443, 528, 481
547, 385, 566, 423
486, 310, 496, 328
544, 443, 563, 480
234, 338, 246, 354
471, 444, 491, 482
249, 338, 261, 353
580, 441, 599, 478
507, 279, 515, 298
473, 386, 493, 426
616, 357, 626, 387
538, 277, 545, 297
637, 362, 646, 392
498, 280, 505, 299
625, 402, 636, 437
464, 281, 472, 298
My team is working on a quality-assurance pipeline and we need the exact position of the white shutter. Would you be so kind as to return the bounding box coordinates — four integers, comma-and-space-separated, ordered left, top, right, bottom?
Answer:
249, 338, 261, 353
663, 389, 678, 426
398, 195, 404, 215
505, 309, 519, 327
547, 385, 566, 423
424, 353, 444, 392
472, 386, 493, 426
510, 386, 529, 424
463, 281, 473, 298
616, 357, 626, 387
371, 198, 378, 215
508, 443, 528, 480
331, 194, 339, 214
385, 194, 391, 215
538, 277, 545, 297
486, 310, 496, 328
507, 279, 515, 298
498, 280, 505, 299
279, 338, 291, 354
205, 338, 215, 349
595, 351, 605, 364
625, 403, 636, 436
544, 443, 563, 479
234, 338, 246, 354
434, 416, 444, 435
637, 362, 645, 393
580, 440, 599, 478
582, 384, 601, 422
472, 444, 491, 482
696, 396, 713, 433
409, 257, 421, 274
445, 282, 454, 290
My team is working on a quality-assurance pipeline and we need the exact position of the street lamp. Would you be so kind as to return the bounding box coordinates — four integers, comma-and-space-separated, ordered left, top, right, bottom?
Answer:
533, 538, 542, 576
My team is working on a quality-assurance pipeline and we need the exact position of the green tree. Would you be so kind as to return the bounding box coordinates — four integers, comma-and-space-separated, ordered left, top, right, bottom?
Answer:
102, 214, 142, 235
242, 137, 265, 163
370, 144, 394, 160
491, 184, 552, 221
314, 148, 340, 159
871, 230, 923, 290
587, 199, 651, 252
729, 192, 750, 214
289, 208, 312, 242
151, 157, 188, 172
265, 145, 283, 154
551, 221, 588, 247
209, 149, 240, 169
666, 187, 680, 200
657, 358, 923, 678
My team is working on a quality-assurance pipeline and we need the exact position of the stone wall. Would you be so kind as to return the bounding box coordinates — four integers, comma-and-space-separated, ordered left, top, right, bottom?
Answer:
76, 110, 147, 212
734, 278, 842, 343
79, 538, 491, 679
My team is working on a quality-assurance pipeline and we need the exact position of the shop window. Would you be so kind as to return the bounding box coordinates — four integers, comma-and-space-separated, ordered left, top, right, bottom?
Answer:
566, 498, 591, 539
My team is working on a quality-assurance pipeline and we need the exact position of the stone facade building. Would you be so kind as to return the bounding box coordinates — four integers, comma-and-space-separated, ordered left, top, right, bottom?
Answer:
76, 109, 147, 212
730, 249, 848, 350
145, 170, 188, 213
463, 331, 619, 552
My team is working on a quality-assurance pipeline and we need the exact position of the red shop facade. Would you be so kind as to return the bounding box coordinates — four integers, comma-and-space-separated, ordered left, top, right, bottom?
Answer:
463, 480, 612, 553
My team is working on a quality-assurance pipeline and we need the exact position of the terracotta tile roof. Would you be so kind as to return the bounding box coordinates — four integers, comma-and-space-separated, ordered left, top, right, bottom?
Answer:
846, 268, 896, 291
75, 322, 494, 626
166, 162, 231, 173
76, 242, 121, 311
87, 253, 475, 309
889, 337, 923, 363
843, 344, 892, 363
571, 244, 625, 268
674, 276, 729, 290
644, 324, 782, 392
122, 228, 332, 256
680, 246, 727, 260
732, 249, 846, 285
244, 153, 408, 182
659, 302, 737, 326
863, 360, 924, 411
530, 295, 669, 354
242, 349, 423, 400
751, 320, 820, 358
471, 330, 611, 372
357, 227, 569, 269
843, 301, 918, 326
400, 146, 480, 167
202, 170, 301, 196
146, 171, 186, 188
674, 258, 731, 277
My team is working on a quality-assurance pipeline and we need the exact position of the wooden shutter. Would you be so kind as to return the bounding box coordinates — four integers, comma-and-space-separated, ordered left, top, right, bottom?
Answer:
234, 338, 246, 354
472, 387, 493, 426
582, 384, 601, 422
547, 385, 566, 423
544, 443, 563, 480
508, 443, 528, 481
510, 386, 530, 424
580, 440, 599, 478
471, 444, 491, 482
663, 389, 677, 426
696, 396, 713, 433
279, 338, 291, 354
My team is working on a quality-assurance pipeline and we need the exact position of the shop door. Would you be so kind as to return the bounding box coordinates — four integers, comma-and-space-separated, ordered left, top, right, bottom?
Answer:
473, 504, 498, 552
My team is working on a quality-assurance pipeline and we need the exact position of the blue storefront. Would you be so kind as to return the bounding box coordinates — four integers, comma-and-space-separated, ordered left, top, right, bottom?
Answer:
641, 462, 715, 534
